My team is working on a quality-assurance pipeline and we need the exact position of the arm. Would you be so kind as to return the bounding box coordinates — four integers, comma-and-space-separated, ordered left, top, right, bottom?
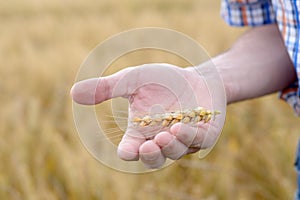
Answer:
71, 24, 297, 169
213, 24, 297, 104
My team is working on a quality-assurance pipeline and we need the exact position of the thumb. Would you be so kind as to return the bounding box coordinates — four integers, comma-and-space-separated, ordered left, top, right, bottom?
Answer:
71, 67, 134, 105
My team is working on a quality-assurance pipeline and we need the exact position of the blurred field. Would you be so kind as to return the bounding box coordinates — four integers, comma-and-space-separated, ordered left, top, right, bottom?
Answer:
1, 0, 300, 199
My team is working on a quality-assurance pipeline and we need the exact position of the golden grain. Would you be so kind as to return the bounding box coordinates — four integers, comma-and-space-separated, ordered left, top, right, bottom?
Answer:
188, 111, 196, 118
182, 116, 190, 124
132, 107, 220, 127
162, 119, 170, 127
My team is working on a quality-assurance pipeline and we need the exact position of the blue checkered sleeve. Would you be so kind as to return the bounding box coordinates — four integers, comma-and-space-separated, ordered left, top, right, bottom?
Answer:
221, 0, 277, 27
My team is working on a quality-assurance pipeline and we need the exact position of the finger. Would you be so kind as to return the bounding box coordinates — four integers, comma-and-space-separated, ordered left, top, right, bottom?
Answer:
71, 67, 133, 105
139, 140, 166, 169
170, 123, 208, 148
186, 147, 200, 154
154, 131, 188, 160
117, 130, 145, 161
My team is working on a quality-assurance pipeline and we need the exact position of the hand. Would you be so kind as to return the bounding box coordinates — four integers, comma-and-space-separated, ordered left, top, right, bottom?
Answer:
71, 63, 225, 168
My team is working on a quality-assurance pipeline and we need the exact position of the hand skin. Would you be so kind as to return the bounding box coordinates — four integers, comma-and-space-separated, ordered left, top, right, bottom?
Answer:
71, 64, 220, 168
71, 24, 297, 169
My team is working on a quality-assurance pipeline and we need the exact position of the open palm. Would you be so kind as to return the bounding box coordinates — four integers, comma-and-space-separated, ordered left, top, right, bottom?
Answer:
71, 63, 225, 168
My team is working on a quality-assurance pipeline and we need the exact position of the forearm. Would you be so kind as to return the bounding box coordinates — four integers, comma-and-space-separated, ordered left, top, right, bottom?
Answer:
212, 24, 297, 104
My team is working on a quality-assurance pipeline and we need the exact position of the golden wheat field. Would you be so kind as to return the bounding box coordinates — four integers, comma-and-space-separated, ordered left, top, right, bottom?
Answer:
1, 0, 300, 199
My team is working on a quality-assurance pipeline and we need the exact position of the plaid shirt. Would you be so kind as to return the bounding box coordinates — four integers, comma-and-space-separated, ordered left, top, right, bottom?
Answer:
221, 0, 300, 116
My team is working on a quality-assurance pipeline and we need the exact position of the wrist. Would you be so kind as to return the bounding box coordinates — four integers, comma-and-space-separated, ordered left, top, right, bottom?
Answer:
212, 55, 238, 104
185, 58, 232, 105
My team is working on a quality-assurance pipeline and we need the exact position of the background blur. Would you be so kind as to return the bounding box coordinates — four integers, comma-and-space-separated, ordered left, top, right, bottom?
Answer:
1, 0, 300, 199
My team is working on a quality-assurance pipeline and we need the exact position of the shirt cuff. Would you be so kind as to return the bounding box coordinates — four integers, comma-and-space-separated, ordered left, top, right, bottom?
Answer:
279, 82, 300, 116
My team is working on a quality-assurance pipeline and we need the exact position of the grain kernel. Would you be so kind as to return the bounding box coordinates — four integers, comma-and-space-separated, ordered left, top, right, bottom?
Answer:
133, 117, 142, 122
194, 115, 201, 122
139, 121, 147, 127
188, 111, 196, 118
170, 119, 179, 126
199, 110, 207, 117
182, 116, 190, 124
173, 113, 183, 120
162, 119, 170, 126
142, 115, 152, 124
204, 114, 212, 123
